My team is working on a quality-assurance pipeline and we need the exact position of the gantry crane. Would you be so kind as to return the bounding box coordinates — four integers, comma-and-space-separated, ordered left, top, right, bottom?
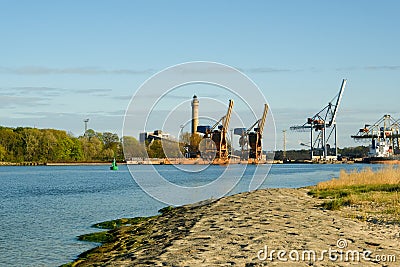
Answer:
290, 79, 347, 161
197, 99, 234, 163
351, 114, 400, 158
234, 104, 269, 162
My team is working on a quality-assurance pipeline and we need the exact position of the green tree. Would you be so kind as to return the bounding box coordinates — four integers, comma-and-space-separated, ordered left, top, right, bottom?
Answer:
190, 133, 202, 149
101, 132, 121, 159
122, 136, 146, 159
0, 127, 23, 161
39, 130, 57, 161
147, 140, 165, 158
102, 148, 115, 160
161, 140, 182, 158
79, 136, 104, 161
102, 132, 119, 148
338, 146, 369, 158
0, 144, 6, 161
70, 138, 83, 161
20, 128, 41, 161
180, 132, 202, 156
47, 130, 82, 162
84, 129, 96, 138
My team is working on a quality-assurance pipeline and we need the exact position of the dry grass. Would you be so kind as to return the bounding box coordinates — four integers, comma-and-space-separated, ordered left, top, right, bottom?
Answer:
309, 167, 400, 223
317, 166, 400, 190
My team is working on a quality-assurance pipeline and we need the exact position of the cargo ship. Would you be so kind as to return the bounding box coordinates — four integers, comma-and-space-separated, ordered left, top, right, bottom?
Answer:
363, 139, 400, 163
352, 115, 400, 164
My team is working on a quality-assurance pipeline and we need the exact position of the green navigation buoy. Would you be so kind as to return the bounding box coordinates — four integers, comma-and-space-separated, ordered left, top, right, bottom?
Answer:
110, 158, 118, 170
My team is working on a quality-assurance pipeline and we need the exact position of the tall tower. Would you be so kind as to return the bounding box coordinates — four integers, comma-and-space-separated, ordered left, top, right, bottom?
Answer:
191, 95, 199, 134
83, 119, 89, 134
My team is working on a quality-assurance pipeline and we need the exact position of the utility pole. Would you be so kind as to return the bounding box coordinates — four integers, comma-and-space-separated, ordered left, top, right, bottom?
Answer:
283, 130, 287, 160
230, 128, 234, 158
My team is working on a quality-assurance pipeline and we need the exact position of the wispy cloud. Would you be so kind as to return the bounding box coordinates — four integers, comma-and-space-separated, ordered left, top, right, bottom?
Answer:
74, 88, 110, 94
2, 86, 132, 100
88, 110, 126, 117
0, 95, 50, 108
241, 67, 296, 73
2, 86, 127, 99
365, 65, 400, 71
336, 65, 400, 71
111, 95, 133, 100
0, 66, 155, 75
335, 66, 359, 71
9, 86, 64, 97
13, 110, 126, 120
14, 111, 63, 118
74, 88, 114, 97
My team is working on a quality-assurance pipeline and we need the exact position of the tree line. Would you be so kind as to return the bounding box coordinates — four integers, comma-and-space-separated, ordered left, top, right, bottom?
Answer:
0, 126, 191, 163
0, 126, 126, 163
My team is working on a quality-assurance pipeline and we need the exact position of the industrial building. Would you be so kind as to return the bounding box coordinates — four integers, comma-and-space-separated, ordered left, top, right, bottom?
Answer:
139, 130, 172, 144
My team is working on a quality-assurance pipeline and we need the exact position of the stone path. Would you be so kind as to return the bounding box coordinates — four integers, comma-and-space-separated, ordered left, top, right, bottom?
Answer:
73, 188, 400, 267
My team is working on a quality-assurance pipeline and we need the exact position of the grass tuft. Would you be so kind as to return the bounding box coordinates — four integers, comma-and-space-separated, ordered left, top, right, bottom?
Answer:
158, 206, 174, 215
92, 217, 148, 230
78, 231, 113, 243
77, 217, 153, 244
321, 198, 353, 210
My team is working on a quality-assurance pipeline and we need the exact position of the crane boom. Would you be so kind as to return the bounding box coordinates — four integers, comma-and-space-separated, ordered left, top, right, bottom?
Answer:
222, 100, 234, 131
329, 79, 346, 127
258, 104, 269, 135
211, 117, 224, 131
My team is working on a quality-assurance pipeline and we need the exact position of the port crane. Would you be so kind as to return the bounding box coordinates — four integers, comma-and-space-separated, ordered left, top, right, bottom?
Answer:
197, 99, 234, 163
290, 79, 347, 161
351, 114, 400, 157
234, 104, 269, 162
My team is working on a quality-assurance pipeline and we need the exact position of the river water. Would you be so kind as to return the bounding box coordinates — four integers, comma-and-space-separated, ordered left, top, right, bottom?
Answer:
0, 164, 383, 266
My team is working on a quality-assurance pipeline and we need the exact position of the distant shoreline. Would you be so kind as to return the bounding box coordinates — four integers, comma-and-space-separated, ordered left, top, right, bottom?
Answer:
0, 161, 126, 166
0, 159, 366, 166
46, 162, 126, 166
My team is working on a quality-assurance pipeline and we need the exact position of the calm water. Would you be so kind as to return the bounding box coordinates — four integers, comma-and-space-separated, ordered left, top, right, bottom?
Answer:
0, 164, 384, 266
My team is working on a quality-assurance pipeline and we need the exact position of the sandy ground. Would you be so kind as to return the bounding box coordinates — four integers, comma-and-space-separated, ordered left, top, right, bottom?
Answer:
72, 188, 400, 267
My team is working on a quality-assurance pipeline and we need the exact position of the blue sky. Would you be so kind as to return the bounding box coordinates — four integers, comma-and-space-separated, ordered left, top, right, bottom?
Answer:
1, 0, 400, 149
